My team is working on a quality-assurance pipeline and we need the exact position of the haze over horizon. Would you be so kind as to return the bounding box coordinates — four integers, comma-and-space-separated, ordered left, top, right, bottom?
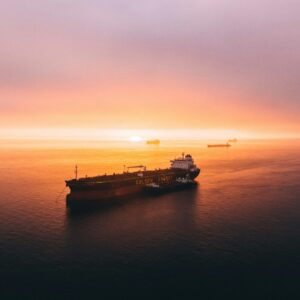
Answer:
1, 0, 300, 139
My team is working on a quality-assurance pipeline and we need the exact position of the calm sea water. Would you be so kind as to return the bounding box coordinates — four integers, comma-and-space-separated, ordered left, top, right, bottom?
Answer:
1, 140, 300, 299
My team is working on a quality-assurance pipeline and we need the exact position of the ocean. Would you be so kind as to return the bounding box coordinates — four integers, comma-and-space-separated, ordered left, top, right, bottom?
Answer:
1, 139, 300, 299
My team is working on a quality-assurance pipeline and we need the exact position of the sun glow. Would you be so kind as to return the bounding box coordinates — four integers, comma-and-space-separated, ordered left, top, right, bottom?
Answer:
0, 128, 297, 142
128, 136, 143, 142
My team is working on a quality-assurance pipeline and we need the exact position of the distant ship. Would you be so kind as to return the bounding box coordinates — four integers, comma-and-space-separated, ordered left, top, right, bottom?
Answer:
228, 139, 238, 143
66, 153, 200, 203
146, 139, 160, 145
207, 143, 231, 148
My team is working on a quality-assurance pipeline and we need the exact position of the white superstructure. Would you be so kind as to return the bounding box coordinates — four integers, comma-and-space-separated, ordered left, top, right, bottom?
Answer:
170, 153, 198, 171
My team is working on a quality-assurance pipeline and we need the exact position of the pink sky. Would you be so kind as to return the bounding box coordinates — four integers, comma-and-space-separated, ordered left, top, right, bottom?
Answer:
0, 0, 300, 138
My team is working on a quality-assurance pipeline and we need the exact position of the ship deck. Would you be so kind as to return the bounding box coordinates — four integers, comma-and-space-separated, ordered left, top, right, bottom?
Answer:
67, 168, 182, 185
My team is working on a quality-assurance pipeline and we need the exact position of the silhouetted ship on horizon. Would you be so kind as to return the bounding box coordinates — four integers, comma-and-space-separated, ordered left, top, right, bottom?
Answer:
146, 139, 160, 145
66, 153, 200, 204
207, 143, 231, 148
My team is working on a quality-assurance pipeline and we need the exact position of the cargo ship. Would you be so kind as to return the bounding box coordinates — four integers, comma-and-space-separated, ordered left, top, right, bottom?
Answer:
207, 143, 231, 148
146, 139, 160, 145
66, 153, 200, 203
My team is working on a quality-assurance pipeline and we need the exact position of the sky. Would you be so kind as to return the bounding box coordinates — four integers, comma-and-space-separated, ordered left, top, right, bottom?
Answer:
0, 0, 300, 139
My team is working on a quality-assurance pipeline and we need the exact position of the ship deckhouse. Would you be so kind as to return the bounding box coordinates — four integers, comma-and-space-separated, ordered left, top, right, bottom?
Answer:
170, 153, 197, 171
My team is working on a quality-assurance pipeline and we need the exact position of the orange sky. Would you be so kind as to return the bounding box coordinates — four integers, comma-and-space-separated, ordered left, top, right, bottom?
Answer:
1, 0, 300, 139
1, 78, 299, 138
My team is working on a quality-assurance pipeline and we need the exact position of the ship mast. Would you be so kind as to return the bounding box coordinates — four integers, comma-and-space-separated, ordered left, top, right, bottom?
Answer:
75, 165, 78, 180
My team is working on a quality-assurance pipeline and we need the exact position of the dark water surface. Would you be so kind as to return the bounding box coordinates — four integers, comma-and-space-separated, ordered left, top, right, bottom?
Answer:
1, 140, 300, 299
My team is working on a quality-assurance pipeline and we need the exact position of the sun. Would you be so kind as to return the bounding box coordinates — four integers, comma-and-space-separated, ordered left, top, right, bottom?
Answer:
128, 136, 143, 142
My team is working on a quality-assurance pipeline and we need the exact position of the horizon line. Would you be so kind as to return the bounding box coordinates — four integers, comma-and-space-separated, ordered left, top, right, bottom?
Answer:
0, 128, 299, 141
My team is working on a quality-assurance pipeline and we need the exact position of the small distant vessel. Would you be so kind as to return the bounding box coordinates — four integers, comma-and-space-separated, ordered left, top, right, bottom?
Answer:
228, 139, 238, 143
66, 153, 200, 203
207, 143, 231, 148
146, 139, 160, 145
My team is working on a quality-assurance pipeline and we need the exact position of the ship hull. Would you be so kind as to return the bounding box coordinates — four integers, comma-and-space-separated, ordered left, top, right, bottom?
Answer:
66, 185, 144, 202
207, 144, 231, 148
66, 182, 199, 210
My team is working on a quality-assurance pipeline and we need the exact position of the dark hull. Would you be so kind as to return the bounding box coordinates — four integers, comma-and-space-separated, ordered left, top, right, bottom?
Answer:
66, 168, 200, 204
207, 144, 231, 148
66, 181, 198, 210
67, 184, 144, 202
66, 189, 144, 209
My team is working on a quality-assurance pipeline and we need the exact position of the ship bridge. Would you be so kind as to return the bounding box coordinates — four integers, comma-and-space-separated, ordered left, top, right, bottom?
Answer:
170, 153, 197, 171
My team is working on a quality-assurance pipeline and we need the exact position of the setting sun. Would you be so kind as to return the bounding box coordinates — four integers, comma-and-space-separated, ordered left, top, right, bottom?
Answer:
128, 136, 143, 142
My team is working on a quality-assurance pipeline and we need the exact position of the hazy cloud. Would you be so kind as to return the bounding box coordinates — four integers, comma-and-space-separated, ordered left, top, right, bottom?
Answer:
0, 0, 299, 131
